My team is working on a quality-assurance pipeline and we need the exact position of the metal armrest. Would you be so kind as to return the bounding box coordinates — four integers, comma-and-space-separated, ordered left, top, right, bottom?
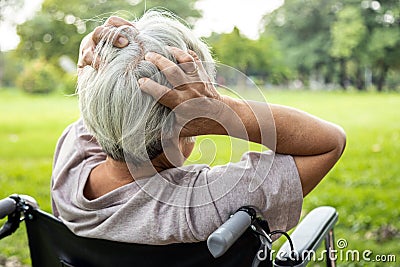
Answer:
274, 206, 338, 267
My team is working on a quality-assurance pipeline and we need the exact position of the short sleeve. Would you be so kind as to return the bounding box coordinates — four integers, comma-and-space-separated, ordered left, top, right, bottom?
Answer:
51, 119, 106, 217
187, 151, 303, 240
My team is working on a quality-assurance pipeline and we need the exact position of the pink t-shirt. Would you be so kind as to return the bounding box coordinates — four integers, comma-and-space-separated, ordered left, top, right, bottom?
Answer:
51, 119, 303, 244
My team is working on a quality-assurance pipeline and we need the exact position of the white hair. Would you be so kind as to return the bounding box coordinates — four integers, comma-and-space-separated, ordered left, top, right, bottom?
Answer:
77, 10, 215, 165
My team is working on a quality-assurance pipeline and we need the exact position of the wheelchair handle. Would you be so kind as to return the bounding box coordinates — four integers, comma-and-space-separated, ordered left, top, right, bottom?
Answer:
207, 208, 255, 258
0, 197, 17, 220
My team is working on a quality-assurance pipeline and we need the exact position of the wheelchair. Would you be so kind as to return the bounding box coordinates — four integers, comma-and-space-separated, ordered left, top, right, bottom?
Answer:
0, 194, 338, 267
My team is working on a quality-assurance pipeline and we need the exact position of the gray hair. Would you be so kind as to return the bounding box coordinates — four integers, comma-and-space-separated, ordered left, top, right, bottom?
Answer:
77, 10, 215, 165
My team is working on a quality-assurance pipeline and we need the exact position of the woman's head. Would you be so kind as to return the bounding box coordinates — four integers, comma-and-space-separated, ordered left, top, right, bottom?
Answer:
77, 10, 215, 165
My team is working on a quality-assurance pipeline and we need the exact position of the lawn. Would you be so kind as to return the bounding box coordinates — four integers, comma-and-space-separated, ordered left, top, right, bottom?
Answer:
0, 88, 399, 266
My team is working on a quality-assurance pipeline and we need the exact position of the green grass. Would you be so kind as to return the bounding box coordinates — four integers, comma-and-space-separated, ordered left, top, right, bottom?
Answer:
0, 88, 399, 266
263, 90, 400, 266
0, 89, 79, 263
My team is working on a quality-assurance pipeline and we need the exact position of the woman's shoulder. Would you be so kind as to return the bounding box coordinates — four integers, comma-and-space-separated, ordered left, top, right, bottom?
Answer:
158, 164, 210, 182
52, 119, 106, 196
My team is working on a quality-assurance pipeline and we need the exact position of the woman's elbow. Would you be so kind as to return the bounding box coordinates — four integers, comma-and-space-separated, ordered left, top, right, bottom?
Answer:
333, 125, 347, 160
296, 124, 346, 196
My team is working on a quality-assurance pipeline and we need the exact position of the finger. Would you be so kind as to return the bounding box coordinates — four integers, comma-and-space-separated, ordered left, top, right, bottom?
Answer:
114, 35, 129, 48
145, 52, 187, 87
104, 16, 133, 48
167, 47, 194, 63
104, 16, 134, 27
80, 47, 94, 68
92, 26, 129, 48
139, 78, 178, 109
187, 49, 200, 61
188, 49, 207, 70
79, 34, 93, 53
92, 26, 107, 44
77, 35, 94, 68
79, 47, 101, 70
167, 47, 198, 74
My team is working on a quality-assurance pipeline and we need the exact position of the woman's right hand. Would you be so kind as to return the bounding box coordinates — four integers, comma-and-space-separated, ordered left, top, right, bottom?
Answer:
139, 47, 235, 137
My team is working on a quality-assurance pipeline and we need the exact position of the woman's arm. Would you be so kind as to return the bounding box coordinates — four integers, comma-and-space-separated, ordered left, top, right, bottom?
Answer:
140, 49, 346, 196
78, 24, 346, 196
223, 98, 346, 195
269, 104, 346, 195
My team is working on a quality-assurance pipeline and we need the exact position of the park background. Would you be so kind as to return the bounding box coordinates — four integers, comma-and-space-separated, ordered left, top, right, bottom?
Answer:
0, 0, 399, 266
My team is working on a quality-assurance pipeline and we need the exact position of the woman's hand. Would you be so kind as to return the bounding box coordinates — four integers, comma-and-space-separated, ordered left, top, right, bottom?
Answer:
76, 17, 230, 137
139, 48, 346, 196
76, 21, 346, 196
77, 16, 132, 74
138, 47, 231, 137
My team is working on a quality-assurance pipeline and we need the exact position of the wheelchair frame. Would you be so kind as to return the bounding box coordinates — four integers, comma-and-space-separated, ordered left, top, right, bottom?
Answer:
0, 194, 338, 267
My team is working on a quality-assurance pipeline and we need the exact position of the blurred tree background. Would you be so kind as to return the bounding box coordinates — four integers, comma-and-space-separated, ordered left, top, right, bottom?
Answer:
1, 0, 399, 93
0, 1, 399, 265
262, 0, 400, 91
0, 0, 200, 93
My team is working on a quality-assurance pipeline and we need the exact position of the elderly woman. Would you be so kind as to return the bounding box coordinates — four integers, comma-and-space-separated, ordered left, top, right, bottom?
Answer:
51, 11, 346, 245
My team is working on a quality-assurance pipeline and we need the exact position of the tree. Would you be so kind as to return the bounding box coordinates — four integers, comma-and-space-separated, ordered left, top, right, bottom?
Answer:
330, 6, 367, 89
361, 0, 400, 91
0, 51, 24, 87
0, 0, 23, 23
209, 28, 289, 86
262, 0, 400, 91
263, 0, 337, 87
16, 58, 61, 94
211, 27, 254, 73
0, 0, 24, 85
330, 7, 366, 59
16, 0, 201, 64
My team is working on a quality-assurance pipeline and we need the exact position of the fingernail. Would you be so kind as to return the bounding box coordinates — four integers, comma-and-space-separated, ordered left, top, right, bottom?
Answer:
145, 52, 154, 60
117, 37, 128, 47
138, 78, 146, 86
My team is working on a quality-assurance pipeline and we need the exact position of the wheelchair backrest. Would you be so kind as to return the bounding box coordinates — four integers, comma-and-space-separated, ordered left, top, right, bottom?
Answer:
25, 208, 270, 267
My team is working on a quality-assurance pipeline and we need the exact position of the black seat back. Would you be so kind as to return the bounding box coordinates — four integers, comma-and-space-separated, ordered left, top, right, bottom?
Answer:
25, 208, 270, 267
